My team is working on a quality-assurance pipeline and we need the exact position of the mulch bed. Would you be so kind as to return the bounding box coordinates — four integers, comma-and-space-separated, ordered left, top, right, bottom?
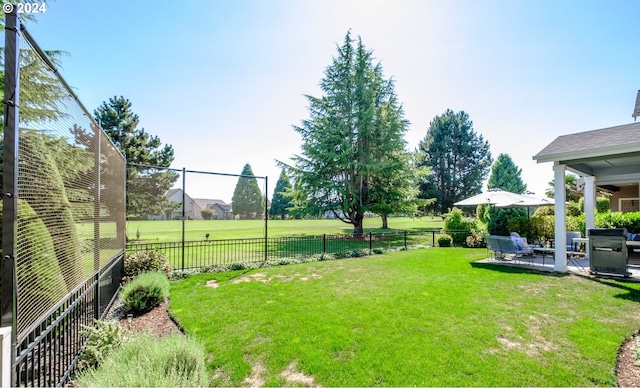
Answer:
617, 331, 640, 387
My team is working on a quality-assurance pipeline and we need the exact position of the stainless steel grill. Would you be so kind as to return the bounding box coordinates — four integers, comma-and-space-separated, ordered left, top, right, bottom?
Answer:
588, 228, 630, 276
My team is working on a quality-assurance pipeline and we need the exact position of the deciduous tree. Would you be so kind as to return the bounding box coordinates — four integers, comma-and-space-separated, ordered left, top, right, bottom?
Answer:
369, 151, 433, 228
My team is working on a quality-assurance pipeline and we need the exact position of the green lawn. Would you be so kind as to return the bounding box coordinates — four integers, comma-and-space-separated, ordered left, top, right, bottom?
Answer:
126, 216, 444, 242
169, 248, 640, 386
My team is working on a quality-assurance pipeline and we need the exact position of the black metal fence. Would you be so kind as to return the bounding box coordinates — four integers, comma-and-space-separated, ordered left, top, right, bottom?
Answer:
2, 12, 126, 386
127, 229, 442, 271
13, 254, 123, 387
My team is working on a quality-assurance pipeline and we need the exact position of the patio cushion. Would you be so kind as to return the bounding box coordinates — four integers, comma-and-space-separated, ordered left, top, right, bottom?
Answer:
510, 236, 528, 249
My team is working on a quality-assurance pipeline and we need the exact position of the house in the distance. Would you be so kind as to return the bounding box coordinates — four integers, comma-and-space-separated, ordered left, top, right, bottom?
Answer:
193, 198, 234, 220
148, 189, 233, 220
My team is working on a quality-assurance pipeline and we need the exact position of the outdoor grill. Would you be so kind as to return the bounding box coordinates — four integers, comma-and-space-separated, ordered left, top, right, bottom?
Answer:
588, 228, 630, 276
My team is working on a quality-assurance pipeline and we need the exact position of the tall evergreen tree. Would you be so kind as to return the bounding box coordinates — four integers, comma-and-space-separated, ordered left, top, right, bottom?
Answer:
418, 109, 492, 214
282, 31, 413, 235
486, 153, 527, 235
93, 96, 178, 217
232, 164, 264, 219
269, 170, 292, 219
487, 153, 527, 194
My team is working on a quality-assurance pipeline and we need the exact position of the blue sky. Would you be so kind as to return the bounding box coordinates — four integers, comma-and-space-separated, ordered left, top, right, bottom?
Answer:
22, 0, 640, 203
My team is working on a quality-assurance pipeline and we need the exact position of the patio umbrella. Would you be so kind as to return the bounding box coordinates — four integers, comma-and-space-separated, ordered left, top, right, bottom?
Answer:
454, 189, 553, 215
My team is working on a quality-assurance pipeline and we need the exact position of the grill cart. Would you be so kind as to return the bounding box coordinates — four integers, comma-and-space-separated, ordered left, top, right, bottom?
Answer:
588, 228, 630, 277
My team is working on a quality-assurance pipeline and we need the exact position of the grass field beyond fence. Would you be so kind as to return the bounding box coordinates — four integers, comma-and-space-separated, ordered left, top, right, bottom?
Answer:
169, 248, 640, 386
124, 216, 445, 242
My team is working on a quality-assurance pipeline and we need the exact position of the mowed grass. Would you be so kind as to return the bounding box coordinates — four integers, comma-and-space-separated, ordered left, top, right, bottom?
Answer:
127, 216, 444, 242
169, 248, 640, 387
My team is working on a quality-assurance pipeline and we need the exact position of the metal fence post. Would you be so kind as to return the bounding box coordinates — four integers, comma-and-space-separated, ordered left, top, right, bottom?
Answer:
323, 234, 326, 254
2, 9, 21, 386
404, 230, 407, 250
369, 232, 372, 252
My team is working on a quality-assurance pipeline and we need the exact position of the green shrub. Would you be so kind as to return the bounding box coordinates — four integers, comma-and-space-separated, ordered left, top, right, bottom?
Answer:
488, 207, 526, 236
229, 262, 249, 271
579, 196, 610, 213
78, 320, 126, 370
534, 206, 554, 216
567, 202, 582, 216
124, 250, 173, 280
465, 231, 485, 248
437, 234, 453, 247
596, 197, 610, 213
120, 272, 170, 314
444, 208, 477, 244
74, 334, 208, 387
567, 214, 585, 236
507, 216, 531, 238
528, 216, 555, 241
595, 211, 640, 233
476, 204, 489, 224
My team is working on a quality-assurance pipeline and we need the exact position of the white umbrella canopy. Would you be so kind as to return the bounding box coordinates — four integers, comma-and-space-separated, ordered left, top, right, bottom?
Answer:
454, 189, 553, 209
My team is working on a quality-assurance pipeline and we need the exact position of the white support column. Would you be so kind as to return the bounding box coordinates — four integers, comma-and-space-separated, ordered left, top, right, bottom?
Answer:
0, 326, 11, 387
553, 164, 567, 272
584, 176, 596, 234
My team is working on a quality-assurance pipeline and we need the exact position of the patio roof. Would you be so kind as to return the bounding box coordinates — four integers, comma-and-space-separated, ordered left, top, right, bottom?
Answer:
533, 121, 640, 183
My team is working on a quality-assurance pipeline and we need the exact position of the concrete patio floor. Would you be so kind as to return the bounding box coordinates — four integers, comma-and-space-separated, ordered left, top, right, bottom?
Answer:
476, 253, 640, 281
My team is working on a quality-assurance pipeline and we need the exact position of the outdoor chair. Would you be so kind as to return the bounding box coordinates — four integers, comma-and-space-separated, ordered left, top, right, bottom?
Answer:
566, 231, 582, 252
485, 235, 533, 263
566, 231, 586, 271
486, 236, 505, 260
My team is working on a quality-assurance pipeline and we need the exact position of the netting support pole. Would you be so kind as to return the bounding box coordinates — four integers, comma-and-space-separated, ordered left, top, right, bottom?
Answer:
92, 123, 101, 320
2, 9, 20, 387
181, 168, 186, 271
264, 177, 268, 263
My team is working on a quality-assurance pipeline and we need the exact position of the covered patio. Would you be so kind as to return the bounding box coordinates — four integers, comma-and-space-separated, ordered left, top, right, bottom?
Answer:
533, 121, 640, 273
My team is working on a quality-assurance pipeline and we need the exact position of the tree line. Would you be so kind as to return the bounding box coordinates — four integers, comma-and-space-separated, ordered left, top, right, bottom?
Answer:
5, 12, 534, 235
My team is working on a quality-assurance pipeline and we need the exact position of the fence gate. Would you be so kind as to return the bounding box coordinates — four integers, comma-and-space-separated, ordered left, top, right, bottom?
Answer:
2, 10, 126, 386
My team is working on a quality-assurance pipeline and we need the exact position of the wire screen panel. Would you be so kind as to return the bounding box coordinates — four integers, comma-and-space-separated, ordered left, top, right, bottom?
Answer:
12, 37, 125, 341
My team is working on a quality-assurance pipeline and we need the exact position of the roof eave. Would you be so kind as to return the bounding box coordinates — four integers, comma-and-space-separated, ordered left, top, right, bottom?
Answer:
533, 142, 640, 164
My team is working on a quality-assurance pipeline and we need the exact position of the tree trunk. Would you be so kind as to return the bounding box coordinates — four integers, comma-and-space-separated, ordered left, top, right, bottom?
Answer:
353, 213, 365, 236
381, 213, 389, 229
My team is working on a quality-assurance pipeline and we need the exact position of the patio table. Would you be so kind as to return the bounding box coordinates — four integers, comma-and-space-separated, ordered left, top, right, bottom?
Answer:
532, 247, 586, 270
533, 247, 555, 266
573, 237, 589, 255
